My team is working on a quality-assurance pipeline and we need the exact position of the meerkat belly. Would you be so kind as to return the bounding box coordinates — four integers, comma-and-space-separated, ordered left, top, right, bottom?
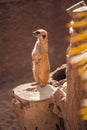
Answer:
39, 54, 50, 83
40, 55, 49, 71
40, 54, 50, 73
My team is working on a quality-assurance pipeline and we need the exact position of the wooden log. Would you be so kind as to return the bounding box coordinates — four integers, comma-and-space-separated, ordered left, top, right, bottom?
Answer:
65, 2, 87, 130
13, 83, 59, 130
66, 1, 86, 18
50, 64, 67, 130
50, 64, 66, 87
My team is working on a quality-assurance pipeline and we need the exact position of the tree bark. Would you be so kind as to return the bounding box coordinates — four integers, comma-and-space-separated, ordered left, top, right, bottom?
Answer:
65, 1, 87, 130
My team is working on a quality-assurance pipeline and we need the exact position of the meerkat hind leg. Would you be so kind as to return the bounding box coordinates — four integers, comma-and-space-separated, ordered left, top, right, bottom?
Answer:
33, 71, 40, 85
40, 73, 49, 87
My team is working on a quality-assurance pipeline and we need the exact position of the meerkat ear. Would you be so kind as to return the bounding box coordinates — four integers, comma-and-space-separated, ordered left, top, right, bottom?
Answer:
42, 35, 46, 39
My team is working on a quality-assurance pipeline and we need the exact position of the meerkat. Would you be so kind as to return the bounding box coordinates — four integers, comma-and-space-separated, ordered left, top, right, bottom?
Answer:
32, 29, 50, 87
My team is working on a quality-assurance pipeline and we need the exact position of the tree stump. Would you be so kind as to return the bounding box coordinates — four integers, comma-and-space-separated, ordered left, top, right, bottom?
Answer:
13, 83, 59, 130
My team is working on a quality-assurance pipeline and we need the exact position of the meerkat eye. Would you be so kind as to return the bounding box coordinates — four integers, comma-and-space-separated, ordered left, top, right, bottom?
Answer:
42, 35, 46, 39
36, 31, 40, 34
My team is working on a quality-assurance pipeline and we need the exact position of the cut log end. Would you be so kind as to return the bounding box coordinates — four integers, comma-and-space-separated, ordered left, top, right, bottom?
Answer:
13, 83, 57, 102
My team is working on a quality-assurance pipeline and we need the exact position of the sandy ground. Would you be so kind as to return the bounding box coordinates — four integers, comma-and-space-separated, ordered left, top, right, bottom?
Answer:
0, 84, 19, 130
0, 75, 33, 130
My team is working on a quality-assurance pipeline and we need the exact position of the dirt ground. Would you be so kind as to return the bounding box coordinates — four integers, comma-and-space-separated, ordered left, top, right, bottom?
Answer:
0, 0, 87, 130
0, 86, 18, 130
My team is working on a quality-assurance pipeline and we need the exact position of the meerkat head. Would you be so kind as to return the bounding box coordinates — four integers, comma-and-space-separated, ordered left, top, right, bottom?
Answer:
32, 29, 48, 41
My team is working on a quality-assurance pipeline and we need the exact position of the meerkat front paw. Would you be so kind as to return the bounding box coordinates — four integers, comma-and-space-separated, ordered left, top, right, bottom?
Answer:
40, 83, 46, 87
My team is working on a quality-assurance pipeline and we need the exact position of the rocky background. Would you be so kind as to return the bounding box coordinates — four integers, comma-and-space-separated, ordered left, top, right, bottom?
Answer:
0, 0, 87, 130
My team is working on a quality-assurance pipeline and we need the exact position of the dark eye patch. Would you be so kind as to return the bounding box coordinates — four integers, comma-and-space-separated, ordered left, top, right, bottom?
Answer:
42, 35, 46, 39
36, 31, 40, 34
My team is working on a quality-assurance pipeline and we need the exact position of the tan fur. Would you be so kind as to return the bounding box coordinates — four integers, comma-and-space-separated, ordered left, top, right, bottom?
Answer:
32, 29, 50, 86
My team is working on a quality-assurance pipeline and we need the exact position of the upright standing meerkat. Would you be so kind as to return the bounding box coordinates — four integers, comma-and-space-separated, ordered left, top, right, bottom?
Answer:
32, 29, 50, 87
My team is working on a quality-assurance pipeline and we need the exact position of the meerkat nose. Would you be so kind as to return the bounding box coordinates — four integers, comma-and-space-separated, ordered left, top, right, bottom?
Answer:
32, 31, 35, 35
32, 31, 36, 37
